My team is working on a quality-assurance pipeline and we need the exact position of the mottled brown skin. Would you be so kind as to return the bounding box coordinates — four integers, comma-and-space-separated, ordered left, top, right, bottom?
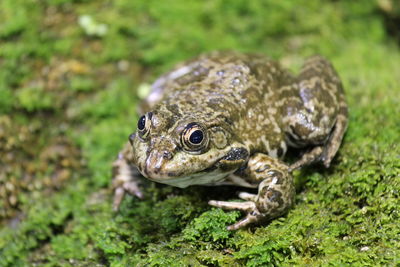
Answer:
112, 52, 348, 230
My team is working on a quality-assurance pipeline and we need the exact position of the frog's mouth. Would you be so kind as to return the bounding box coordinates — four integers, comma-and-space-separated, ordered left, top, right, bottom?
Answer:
139, 146, 249, 188
145, 165, 232, 188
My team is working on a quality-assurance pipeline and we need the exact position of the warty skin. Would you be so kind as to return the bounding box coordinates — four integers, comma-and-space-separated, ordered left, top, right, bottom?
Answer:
112, 51, 348, 230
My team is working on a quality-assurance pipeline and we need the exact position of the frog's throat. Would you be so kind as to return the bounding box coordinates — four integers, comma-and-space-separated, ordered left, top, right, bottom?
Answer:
146, 167, 234, 188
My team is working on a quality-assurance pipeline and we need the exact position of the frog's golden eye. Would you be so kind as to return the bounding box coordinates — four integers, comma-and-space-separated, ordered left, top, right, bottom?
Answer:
137, 112, 152, 139
181, 122, 208, 152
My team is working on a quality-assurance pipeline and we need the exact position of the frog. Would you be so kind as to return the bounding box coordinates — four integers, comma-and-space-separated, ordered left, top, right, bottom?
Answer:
112, 51, 348, 230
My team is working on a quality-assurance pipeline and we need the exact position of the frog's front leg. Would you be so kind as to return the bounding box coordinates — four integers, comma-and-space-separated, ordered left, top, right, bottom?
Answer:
112, 142, 143, 211
209, 153, 295, 230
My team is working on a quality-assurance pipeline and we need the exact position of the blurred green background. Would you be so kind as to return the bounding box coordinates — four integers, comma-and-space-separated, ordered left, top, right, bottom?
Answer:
1, 0, 400, 266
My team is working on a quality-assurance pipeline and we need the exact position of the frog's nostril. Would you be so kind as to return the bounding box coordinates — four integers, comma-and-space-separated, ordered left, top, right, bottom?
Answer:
162, 151, 173, 160
144, 150, 174, 179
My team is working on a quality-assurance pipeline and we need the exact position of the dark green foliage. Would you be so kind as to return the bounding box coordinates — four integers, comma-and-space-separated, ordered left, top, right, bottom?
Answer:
0, 0, 400, 266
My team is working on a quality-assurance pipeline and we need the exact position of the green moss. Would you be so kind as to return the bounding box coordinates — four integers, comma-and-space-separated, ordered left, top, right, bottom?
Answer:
0, 88, 13, 114
1, 0, 400, 266
69, 76, 96, 92
16, 86, 57, 112
183, 208, 240, 242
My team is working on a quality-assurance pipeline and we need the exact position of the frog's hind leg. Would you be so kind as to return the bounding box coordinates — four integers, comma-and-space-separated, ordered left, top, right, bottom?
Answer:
284, 55, 348, 170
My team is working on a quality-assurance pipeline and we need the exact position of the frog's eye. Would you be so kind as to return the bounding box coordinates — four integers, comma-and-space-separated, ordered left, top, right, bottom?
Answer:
181, 122, 208, 152
137, 112, 152, 139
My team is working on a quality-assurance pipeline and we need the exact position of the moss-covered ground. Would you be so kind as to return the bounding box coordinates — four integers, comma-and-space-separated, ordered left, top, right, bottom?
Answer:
1, 0, 399, 266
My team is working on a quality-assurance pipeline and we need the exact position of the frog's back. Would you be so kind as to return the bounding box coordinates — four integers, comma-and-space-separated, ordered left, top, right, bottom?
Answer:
146, 52, 289, 156
149, 52, 287, 106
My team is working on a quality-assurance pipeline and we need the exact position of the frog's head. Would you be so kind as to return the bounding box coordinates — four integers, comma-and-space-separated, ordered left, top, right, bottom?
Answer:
129, 109, 249, 188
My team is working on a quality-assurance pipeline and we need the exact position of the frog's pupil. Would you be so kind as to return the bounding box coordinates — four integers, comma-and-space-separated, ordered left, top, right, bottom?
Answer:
137, 115, 146, 130
189, 130, 203, 144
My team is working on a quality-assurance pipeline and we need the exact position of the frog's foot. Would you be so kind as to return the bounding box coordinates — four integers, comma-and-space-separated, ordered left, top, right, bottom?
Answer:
320, 110, 348, 168
208, 198, 265, 231
210, 153, 295, 230
289, 108, 348, 171
112, 152, 143, 211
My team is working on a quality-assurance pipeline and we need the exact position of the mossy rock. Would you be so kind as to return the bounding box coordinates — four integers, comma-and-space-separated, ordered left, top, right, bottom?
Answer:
0, 0, 399, 266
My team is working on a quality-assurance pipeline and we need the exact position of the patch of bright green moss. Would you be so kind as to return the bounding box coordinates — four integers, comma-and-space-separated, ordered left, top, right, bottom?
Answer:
182, 208, 240, 242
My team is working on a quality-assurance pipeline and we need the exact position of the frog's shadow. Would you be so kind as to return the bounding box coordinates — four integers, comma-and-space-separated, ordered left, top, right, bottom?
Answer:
293, 163, 336, 193
285, 147, 341, 192
134, 175, 243, 206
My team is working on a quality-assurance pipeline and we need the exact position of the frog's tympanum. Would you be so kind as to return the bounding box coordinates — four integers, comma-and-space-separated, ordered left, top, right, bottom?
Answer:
112, 52, 348, 230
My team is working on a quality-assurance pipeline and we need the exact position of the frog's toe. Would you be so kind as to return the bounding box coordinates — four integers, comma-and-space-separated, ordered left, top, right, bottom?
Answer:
113, 186, 125, 211
208, 200, 255, 212
112, 181, 144, 211
123, 181, 144, 199
238, 192, 257, 202
226, 210, 265, 231
320, 145, 338, 168
321, 152, 332, 168
289, 146, 324, 171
